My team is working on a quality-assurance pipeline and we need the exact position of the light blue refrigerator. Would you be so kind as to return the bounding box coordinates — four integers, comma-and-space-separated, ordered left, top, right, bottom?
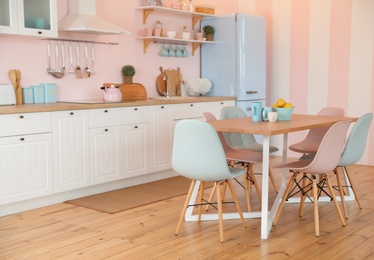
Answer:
201, 13, 266, 116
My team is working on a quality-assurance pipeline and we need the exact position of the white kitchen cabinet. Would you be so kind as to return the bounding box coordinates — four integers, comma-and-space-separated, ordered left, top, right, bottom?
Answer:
205, 100, 236, 119
148, 104, 174, 173
0, 0, 57, 37
88, 108, 121, 185
52, 110, 89, 193
0, 133, 53, 205
0, 112, 52, 205
121, 106, 149, 178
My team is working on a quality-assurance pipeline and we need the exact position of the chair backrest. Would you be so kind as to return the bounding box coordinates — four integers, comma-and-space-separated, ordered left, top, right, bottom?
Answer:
220, 106, 257, 146
172, 119, 234, 182
339, 112, 373, 166
301, 107, 346, 144
301, 120, 351, 174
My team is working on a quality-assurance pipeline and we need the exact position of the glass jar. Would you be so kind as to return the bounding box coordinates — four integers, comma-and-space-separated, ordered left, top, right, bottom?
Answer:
186, 0, 194, 12
153, 20, 163, 37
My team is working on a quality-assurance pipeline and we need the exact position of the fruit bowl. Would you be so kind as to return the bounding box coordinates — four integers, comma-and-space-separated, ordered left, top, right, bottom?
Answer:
273, 107, 294, 121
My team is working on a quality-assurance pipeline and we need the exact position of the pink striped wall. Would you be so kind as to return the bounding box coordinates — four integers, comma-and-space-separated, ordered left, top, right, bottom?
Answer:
246, 0, 374, 165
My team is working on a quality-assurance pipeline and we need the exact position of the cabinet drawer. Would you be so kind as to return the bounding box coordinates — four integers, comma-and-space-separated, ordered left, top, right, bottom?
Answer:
0, 112, 51, 137
121, 106, 149, 124
89, 108, 121, 128
172, 102, 206, 120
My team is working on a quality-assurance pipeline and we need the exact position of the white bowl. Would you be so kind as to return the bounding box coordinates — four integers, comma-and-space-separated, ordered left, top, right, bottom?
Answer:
166, 31, 176, 38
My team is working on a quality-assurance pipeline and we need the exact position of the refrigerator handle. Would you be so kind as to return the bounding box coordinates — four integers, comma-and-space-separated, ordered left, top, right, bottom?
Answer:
246, 91, 259, 94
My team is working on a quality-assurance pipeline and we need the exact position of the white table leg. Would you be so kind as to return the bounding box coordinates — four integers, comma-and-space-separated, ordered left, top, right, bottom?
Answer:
261, 135, 270, 239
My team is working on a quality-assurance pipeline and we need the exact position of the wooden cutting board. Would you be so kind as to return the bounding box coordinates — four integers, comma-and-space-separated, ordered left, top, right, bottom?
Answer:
156, 66, 166, 96
164, 67, 182, 96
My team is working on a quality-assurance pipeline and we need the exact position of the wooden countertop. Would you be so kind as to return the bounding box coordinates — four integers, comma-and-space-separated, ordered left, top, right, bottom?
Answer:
0, 96, 235, 115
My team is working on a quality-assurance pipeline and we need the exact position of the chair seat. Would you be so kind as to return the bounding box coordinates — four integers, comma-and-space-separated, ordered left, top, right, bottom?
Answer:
230, 143, 279, 153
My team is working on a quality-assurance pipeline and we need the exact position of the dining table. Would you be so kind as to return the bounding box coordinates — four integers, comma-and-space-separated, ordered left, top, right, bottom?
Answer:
183, 113, 358, 239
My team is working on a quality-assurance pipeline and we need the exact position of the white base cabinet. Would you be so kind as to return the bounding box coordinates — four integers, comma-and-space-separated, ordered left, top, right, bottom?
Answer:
0, 133, 53, 205
52, 110, 89, 193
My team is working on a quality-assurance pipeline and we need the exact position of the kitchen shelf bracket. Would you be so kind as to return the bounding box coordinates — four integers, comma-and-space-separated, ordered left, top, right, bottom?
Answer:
142, 9, 153, 24
143, 38, 153, 53
191, 42, 201, 56
192, 15, 202, 29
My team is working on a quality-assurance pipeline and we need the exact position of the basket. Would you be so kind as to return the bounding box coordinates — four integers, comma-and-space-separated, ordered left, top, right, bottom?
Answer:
195, 5, 215, 15
274, 107, 294, 121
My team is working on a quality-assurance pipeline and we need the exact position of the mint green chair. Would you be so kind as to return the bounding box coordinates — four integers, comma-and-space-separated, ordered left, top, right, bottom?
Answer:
220, 106, 279, 153
172, 119, 247, 242
335, 112, 373, 219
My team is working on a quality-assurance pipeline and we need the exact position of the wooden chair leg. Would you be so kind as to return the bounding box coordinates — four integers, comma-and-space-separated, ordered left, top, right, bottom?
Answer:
175, 180, 196, 235
343, 166, 363, 209
325, 175, 346, 227
335, 167, 348, 219
248, 164, 262, 202
242, 172, 251, 212
268, 167, 278, 193
273, 172, 298, 225
227, 179, 247, 228
299, 173, 309, 217
216, 181, 224, 242
197, 181, 205, 221
205, 182, 217, 211
312, 175, 319, 237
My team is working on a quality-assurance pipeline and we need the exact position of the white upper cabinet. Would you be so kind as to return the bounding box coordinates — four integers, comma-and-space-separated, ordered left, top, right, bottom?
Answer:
0, 0, 57, 38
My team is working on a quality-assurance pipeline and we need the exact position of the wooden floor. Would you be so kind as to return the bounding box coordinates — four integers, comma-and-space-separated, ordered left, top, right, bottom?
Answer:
1, 162, 374, 259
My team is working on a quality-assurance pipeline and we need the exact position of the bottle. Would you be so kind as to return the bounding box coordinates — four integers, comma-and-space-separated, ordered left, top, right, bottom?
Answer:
181, 25, 190, 40
153, 20, 163, 37
179, 0, 187, 10
186, 0, 194, 12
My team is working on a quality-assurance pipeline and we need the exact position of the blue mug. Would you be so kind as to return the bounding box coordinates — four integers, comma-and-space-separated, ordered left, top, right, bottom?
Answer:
252, 102, 262, 122
262, 107, 273, 121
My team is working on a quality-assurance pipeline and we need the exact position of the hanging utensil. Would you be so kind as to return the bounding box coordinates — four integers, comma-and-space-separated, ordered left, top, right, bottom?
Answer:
61, 42, 66, 76
68, 42, 75, 74
46, 41, 63, 79
91, 44, 96, 75
84, 43, 91, 77
14, 70, 23, 104
75, 43, 83, 78
53, 42, 64, 78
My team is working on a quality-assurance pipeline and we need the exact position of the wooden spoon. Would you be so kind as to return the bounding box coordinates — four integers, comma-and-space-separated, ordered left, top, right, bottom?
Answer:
14, 70, 23, 104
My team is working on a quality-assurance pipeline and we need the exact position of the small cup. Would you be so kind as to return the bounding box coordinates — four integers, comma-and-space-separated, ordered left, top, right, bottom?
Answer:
145, 27, 153, 36
158, 46, 169, 57
182, 47, 189, 57
167, 31, 176, 38
195, 32, 203, 41
262, 107, 273, 121
268, 112, 278, 122
175, 47, 182, 57
167, 46, 175, 57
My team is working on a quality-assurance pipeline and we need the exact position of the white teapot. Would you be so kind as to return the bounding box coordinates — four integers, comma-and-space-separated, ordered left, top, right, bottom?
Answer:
101, 85, 122, 102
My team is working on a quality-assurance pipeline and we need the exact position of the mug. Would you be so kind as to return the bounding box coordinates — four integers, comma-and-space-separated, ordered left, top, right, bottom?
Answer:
158, 46, 169, 57
175, 47, 183, 57
262, 107, 273, 121
195, 32, 203, 40
268, 112, 278, 122
252, 102, 262, 122
182, 47, 189, 57
167, 46, 175, 57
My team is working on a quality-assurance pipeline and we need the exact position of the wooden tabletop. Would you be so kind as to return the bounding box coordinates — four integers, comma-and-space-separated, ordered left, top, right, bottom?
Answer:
209, 114, 358, 136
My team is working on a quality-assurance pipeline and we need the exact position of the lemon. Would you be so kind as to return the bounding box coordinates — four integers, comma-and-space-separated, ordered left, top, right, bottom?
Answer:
283, 102, 293, 108
276, 98, 286, 107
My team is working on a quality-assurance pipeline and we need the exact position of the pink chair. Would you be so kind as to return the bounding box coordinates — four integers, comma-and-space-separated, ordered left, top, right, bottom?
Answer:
203, 112, 277, 212
273, 120, 352, 237
289, 107, 345, 155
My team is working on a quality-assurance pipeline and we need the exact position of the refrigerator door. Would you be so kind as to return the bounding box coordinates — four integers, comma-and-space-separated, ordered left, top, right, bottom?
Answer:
201, 14, 266, 101
236, 14, 266, 101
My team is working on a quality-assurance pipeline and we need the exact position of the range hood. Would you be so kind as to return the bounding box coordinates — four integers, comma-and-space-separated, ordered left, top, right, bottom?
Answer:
58, 0, 131, 35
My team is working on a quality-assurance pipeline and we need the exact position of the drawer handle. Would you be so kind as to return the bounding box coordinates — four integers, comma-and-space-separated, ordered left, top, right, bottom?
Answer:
134, 108, 138, 111
161, 106, 164, 109
190, 104, 193, 107
105, 129, 108, 132
247, 91, 259, 94
134, 126, 138, 129
221, 102, 224, 105
19, 115, 24, 119
104, 110, 108, 113
70, 112, 74, 115
20, 137, 25, 141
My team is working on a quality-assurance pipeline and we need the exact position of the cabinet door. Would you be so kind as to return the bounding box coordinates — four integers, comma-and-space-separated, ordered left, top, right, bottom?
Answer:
0, 0, 18, 34
16, 0, 58, 37
0, 133, 53, 205
89, 126, 121, 185
52, 110, 89, 193
148, 105, 174, 173
121, 123, 149, 178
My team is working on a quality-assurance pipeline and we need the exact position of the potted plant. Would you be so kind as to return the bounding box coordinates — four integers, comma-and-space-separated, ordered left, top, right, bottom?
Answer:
202, 25, 215, 41
122, 65, 136, 84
